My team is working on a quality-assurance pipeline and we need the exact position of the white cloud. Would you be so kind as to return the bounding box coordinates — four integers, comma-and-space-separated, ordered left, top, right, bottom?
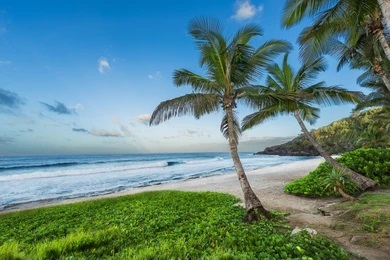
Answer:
71, 103, 84, 110
232, 0, 263, 21
137, 114, 151, 125
98, 57, 110, 74
148, 71, 161, 80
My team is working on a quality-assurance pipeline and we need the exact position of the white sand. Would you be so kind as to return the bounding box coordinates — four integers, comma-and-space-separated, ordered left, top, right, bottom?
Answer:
1, 157, 325, 214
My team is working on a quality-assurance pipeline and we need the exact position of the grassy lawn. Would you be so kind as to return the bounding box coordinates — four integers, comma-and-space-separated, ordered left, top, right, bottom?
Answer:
0, 191, 347, 259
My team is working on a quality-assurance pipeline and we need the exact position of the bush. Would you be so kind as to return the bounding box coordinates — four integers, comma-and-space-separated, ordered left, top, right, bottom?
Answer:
285, 148, 390, 197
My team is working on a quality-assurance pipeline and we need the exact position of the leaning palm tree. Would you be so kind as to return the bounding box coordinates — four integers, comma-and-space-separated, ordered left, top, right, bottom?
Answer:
282, 0, 390, 62
149, 18, 292, 221
242, 54, 377, 190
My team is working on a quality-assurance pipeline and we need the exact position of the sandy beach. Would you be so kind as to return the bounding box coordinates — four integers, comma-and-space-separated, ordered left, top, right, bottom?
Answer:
1, 157, 326, 214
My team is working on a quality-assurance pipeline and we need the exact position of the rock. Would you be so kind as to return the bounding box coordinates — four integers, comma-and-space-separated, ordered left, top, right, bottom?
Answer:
291, 227, 317, 237
318, 207, 331, 216
233, 202, 245, 208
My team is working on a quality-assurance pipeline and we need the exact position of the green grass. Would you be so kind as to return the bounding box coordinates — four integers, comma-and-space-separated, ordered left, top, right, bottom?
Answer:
333, 192, 390, 248
0, 191, 347, 259
336, 192, 390, 234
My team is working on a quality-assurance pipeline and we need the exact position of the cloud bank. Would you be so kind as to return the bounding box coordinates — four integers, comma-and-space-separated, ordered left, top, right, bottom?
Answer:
232, 0, 263, 21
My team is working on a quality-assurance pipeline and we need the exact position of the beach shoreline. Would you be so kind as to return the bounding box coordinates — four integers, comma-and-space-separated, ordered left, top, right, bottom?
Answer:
1, 157, 325, 215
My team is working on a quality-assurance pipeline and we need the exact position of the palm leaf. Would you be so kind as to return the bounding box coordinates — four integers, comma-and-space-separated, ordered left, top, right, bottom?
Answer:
304, 85, 364, 106
150, 94, 219, 125
173, 69, 221, 94
220, 111, 241, 145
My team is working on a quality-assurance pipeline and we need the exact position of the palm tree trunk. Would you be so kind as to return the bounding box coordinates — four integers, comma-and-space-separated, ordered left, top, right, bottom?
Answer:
226, 106, 271, 222
293, 111, 376, 190
377, 0, 390, 31
335, 187, 356, 201
377, 29, 390, 63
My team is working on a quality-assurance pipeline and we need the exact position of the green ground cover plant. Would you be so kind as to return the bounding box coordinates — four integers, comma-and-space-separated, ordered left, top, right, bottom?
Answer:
0, 191, 347, 259
285, 148, 390, 197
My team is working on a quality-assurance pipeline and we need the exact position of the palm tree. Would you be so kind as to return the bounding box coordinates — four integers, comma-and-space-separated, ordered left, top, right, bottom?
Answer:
242, 54, 377, 190
332, 24, 390, 91
282, 0, 390, 62
149, 18, 292, 221
323, 169, 356, 200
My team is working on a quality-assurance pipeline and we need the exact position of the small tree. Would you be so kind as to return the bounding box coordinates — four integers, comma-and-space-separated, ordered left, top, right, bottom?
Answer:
323, 169, 356, 200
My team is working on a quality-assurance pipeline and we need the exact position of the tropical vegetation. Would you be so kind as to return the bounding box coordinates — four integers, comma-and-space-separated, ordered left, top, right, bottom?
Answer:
0, 191, 349, 259
149, 17, 292, 220
241, 54, 376, 190
285, 148, 390, 197
322, 169, 356, 200
257, 106, 390, 156
282, 0, 390, 71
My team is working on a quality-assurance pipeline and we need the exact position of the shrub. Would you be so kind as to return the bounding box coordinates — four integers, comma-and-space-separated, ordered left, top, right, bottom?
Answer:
285, 148, 390, 197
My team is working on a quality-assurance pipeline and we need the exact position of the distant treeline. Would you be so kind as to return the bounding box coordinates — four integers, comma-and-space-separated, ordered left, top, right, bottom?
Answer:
256, 107, 389, 156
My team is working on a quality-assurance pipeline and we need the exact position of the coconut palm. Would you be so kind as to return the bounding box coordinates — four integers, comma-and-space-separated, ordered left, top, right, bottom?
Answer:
282, 0, 390, 62
149, 18, 292, 221
241, 54, 377, 190
332, 28, 390, 91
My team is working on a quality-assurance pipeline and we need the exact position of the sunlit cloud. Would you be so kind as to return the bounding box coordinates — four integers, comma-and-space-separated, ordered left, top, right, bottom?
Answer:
148, 71, 161, 80
232, 0, 263, 21
137, 114, 151, 125
98, 57, 110, 74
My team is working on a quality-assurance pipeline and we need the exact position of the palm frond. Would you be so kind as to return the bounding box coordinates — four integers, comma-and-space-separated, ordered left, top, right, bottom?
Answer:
220, 111, 241, 144
304, 85, 365, 106
238, 85, 298, 110
248, 40, 292, 79
282, 0, 335, 28
295, 57, 327, 88
173, 69, 220, 94
241, 107, 289, 131
188, 17, 227, 84
150, 94, 219, 125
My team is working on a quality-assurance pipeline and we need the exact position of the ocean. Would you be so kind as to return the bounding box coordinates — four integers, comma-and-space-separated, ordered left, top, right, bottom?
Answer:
0, 153, 310, 210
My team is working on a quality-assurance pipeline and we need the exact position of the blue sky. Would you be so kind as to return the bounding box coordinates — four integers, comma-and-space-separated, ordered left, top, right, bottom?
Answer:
0, 0, 364, 156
